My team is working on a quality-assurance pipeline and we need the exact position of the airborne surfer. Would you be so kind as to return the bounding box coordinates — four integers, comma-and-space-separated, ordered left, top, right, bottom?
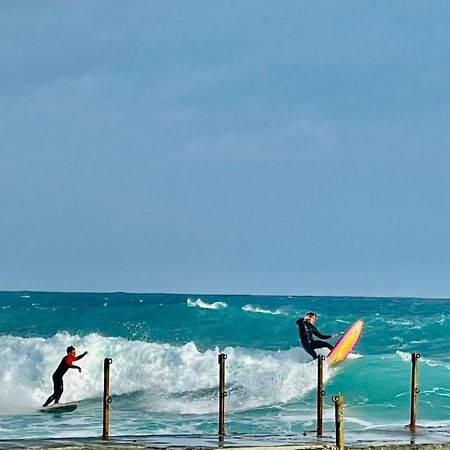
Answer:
296, 312, 337, 360
42, 346, 88, 407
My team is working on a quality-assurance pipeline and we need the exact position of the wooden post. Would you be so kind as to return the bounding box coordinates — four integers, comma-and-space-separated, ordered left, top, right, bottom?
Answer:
317, 355, 325, 437
218, 353, 227, 441
408, 353, 420, 430
102, 357, 113, 440
332, 394, 344, 450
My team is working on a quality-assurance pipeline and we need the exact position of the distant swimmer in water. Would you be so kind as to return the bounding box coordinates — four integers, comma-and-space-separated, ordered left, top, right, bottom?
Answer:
296, 312, 337, 360
42, 346, 88, 407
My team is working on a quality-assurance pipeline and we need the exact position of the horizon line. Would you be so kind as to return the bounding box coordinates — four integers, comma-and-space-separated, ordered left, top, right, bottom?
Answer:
1, 289, 449, 301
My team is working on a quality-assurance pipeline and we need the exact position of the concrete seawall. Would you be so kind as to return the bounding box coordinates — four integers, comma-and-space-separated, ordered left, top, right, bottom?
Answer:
0, 440, 449, 450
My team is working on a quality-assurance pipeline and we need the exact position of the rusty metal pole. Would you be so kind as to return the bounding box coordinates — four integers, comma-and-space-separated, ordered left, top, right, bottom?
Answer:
218, 353, 227, 442
332, 394, 344, 450
102, 357, 113, 440
317, 355, 325, 437
408, 353, 420, 430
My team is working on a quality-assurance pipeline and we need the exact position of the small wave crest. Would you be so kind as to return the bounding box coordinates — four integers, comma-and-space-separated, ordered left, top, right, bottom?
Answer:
186, 298, 227, 309
242, 304, 285, 315
347, 352, 364, 360
396, 350, 450, 370
396, 350, 411, 362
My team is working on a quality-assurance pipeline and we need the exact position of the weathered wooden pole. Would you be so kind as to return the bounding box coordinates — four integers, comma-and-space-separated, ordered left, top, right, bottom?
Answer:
332, 394, 344, 450
408, 352, 420, 430
218, 353, 227, 441
102, 357, 113, 440
317, 355, 326, 437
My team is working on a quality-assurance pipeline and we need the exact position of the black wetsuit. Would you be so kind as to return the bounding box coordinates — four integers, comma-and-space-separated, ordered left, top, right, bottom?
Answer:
296, 318, 334, 360
43, 354, 77, 407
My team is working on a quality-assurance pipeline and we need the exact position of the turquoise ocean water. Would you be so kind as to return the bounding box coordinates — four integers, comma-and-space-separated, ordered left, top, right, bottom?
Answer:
0, 292, 448, 446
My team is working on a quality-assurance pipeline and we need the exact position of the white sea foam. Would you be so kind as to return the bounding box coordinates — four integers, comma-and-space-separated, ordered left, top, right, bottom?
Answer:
422, 387, 450, 397
396, 350, 411, 362
396, 350, 450, 369
344, 416, 374, 427
186, 298, 227, 309
241, 304, 285, 315
347, 352, 363, 360
410, 339, 430, 344
386, 319, 413, 326
0, 333, 325, 415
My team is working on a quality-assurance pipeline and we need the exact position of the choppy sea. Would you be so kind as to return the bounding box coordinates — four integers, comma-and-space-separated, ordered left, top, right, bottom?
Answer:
0, 292, 449, 446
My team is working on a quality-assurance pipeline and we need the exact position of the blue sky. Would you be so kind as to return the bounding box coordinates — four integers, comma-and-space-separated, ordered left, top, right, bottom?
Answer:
1, 2, 450, 297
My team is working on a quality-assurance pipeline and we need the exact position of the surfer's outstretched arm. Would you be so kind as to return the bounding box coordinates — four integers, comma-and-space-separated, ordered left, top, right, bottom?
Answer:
74, 351, 88, 361
311, 326, 333, 340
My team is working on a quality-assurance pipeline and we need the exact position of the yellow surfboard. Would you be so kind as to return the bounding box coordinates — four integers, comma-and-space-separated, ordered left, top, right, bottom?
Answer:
327, 319, 363, 366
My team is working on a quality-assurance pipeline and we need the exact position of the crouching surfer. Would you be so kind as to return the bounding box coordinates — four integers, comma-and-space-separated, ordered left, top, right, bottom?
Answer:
42, 346, 88, 407
296, 312, 337, 360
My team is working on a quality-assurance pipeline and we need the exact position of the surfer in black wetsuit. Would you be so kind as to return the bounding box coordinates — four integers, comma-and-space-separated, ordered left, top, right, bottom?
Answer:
296, 312, 336, 360
43, 346, 88, 407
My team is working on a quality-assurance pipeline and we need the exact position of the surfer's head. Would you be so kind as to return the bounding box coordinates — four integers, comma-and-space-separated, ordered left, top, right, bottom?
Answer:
66, 346, 75, 355
304, 312, 317, 323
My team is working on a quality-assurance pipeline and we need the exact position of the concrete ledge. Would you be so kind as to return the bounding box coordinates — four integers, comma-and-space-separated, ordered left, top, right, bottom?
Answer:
0, 439, 448, 450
